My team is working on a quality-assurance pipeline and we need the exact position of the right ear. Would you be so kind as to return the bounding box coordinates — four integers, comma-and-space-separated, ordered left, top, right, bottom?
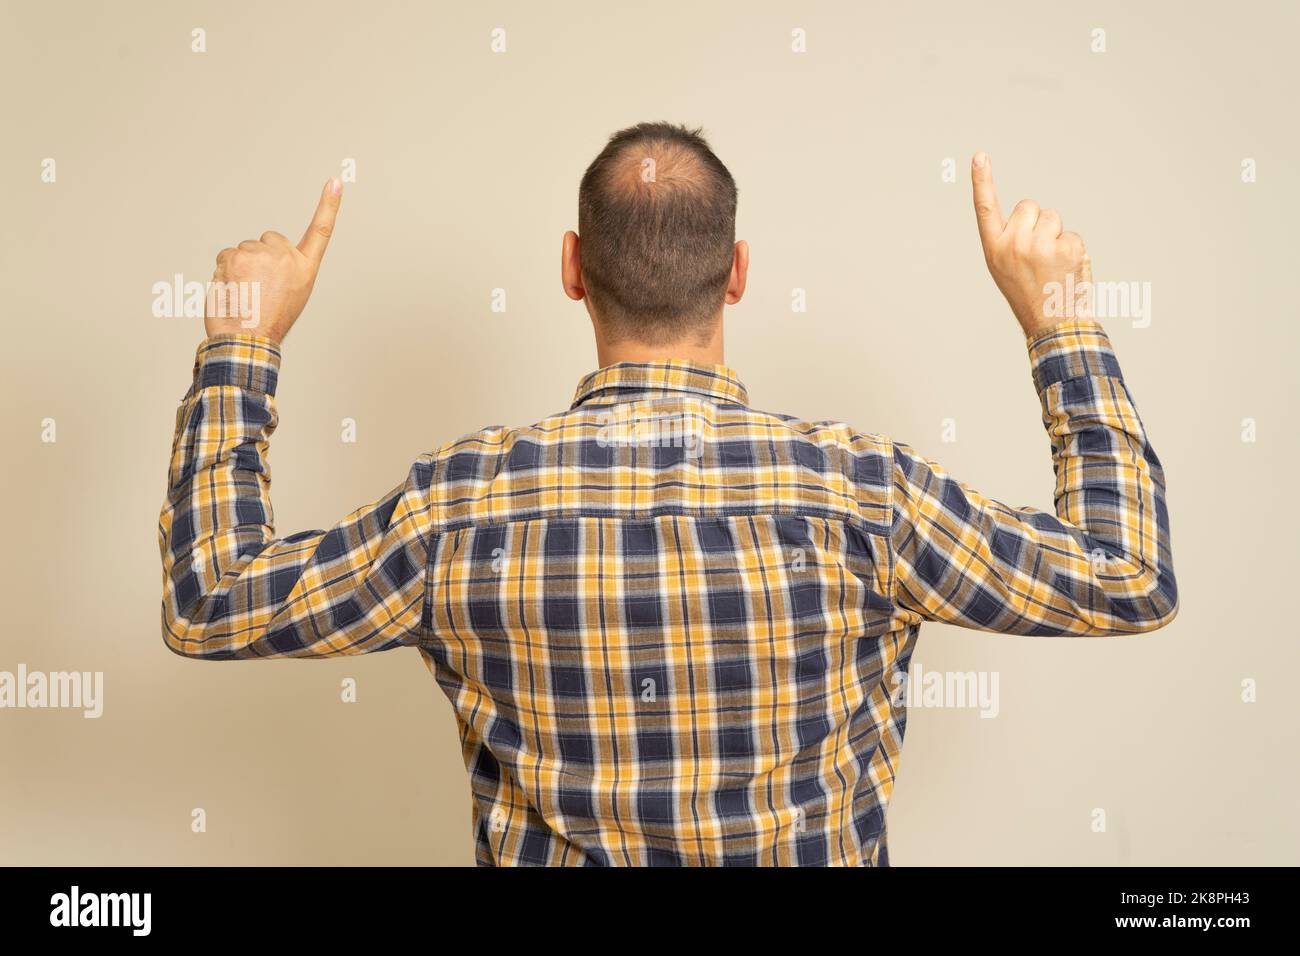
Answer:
724, 239, 749, 305
561, 231, 586, 301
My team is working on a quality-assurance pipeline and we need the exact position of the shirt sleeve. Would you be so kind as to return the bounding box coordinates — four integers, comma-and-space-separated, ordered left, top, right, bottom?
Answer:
889, 319, 1178, 636
158, 334, 434, 659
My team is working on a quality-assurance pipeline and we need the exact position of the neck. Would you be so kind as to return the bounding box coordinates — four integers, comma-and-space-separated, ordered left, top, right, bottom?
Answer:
594, 319, 725, 368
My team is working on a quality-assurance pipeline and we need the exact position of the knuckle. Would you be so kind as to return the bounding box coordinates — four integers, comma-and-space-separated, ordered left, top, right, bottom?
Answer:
314, 221, 333, 239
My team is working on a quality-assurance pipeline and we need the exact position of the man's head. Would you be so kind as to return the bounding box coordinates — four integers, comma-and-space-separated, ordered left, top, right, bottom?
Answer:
563, 123, 748, 358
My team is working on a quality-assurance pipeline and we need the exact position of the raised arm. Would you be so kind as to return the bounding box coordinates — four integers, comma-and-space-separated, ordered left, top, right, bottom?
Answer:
158, 181, 434, 658
888, 155, 1177, 636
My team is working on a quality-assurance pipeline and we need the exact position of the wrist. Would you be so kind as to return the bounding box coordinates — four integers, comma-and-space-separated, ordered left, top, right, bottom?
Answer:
204, 316, 285, 343
1020, 317, 1076, 343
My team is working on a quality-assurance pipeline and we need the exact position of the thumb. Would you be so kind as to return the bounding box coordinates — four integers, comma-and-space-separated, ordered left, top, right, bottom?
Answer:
298, 177, 343, 264
971, 152, 1005, 250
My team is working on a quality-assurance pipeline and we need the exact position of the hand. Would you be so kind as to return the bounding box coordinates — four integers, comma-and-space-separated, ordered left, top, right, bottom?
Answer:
970, 153, 1092, 339
204, 178, 343, 342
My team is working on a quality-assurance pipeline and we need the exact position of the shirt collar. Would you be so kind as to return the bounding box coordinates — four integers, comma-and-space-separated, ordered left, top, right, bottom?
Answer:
571, 360, 750, 409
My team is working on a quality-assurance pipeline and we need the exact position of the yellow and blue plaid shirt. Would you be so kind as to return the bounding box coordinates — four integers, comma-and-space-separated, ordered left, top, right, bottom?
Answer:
159, 319, 1177, 866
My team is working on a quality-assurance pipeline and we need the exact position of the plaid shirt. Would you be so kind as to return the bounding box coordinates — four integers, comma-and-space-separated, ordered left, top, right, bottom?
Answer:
159, 320, 1177, 866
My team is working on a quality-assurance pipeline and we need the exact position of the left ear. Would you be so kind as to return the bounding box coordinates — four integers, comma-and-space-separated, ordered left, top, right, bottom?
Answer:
561, 230, 586, 301
724, 240, 749, 305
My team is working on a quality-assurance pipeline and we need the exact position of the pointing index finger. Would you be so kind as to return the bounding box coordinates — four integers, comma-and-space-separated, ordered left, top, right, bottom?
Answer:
971, 152, 1005, 248
298, 177, 343, 263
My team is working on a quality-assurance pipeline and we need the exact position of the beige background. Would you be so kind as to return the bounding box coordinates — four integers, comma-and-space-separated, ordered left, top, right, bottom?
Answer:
1, 0, 1296, 865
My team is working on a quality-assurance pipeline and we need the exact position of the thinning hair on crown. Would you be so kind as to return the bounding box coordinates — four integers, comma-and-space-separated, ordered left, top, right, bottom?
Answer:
577, 122, 738, 345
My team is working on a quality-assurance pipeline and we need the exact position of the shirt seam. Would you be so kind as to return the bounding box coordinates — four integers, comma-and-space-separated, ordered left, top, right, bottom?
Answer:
420, 453, 442, 647
422, 505, 893, 536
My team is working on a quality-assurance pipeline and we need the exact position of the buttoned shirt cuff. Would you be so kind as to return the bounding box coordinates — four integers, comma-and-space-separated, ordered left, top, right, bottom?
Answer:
189, 334, 282, 397
1026, 319, 1122, 393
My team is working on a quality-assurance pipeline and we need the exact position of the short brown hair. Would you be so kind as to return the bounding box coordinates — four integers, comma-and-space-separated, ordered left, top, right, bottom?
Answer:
578, 122, 738, 344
